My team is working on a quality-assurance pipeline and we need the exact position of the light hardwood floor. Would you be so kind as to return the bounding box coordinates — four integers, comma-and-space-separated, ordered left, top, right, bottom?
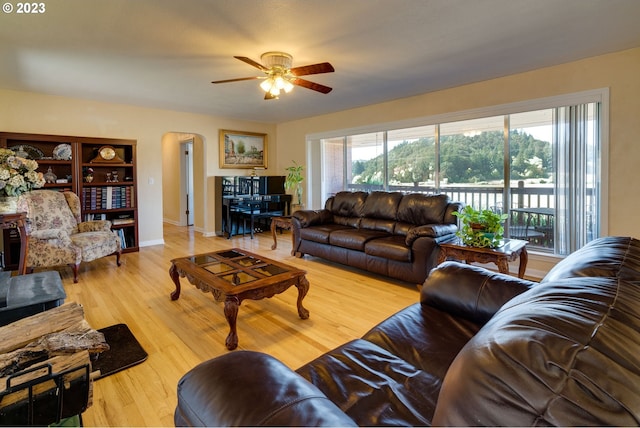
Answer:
59, 223, 420, 426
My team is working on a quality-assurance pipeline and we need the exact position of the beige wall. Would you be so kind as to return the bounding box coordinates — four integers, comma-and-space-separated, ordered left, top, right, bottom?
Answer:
276, 47, 640, 241
0, 88, 276, 245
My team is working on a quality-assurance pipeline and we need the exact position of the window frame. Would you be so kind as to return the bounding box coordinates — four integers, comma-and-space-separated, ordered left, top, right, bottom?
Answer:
307, 88, 609, 257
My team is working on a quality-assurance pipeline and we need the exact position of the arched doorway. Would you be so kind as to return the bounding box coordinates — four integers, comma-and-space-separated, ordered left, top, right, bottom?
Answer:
161, 132, 206, 230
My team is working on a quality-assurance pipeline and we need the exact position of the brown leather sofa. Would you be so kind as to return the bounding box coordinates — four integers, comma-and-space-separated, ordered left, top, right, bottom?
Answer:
291, 191, 462, 284
174, 236, 640, 426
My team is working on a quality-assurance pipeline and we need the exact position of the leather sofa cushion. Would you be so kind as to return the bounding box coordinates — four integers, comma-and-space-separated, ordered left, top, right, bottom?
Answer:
397, 194, 450, 225
329, 229, 390, 251
360, 217, 396, 233
296, 338, 437, 426
393, 221, 413, 236
333, 215, 361, 228
296, 276, 513, 426
364, 235, 411, 262
362, 302, 482, 388
299, 224, 352, 244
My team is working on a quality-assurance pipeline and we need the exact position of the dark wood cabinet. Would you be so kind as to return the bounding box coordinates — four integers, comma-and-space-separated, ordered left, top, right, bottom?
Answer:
78, 138, 138, 252
0, 132, 139, 268
2, 228, 22, 271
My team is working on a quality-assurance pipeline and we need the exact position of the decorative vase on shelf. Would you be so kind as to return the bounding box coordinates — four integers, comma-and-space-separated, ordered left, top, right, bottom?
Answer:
43, 167, 57, 184
0, 196, 18, 214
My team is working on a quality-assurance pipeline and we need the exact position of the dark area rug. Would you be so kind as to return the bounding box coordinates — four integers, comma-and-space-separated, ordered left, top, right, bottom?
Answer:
92, 323, 148, 380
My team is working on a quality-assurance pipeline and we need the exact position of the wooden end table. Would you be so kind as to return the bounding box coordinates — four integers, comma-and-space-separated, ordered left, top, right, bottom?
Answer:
169, 248, 309, 350
270, 216, 293, 251
0, 212, 28, 275
437, 238, 529, 278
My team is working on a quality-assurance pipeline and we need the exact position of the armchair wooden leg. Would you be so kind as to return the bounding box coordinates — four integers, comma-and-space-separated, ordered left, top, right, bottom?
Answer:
70, 263, 80, 283
115, 250, 122, 267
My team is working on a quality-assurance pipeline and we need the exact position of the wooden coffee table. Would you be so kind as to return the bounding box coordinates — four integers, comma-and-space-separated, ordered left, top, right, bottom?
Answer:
169, 248, 309, 350
438, 238, 529, 278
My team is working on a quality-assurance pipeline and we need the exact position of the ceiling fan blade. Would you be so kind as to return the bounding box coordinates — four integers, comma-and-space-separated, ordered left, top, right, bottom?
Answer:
289, 62, 334, 76
291, 77, 333, 94
211, 76, 262, 84
234, 56, 269, 71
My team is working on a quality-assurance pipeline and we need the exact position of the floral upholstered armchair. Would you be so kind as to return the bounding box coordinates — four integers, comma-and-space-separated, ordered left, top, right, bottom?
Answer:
17, 190, 122, 282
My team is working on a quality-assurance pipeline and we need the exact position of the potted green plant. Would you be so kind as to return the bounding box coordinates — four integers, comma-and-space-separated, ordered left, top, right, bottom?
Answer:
452, 205, 508, 248
284, 161, 304, 208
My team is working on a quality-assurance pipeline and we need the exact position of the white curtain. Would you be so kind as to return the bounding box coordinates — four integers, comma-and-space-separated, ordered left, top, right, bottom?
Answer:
554, 103, 600, 255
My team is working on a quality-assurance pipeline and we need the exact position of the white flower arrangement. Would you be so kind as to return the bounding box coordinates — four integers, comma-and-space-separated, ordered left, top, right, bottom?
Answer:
0, 148, 46, 197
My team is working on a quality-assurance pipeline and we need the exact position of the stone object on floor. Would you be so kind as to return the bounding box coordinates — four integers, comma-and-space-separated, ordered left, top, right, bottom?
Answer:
0, 270, 66, 326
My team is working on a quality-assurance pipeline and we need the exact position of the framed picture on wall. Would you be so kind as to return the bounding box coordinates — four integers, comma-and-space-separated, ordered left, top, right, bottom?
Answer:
219, 129, 267, 169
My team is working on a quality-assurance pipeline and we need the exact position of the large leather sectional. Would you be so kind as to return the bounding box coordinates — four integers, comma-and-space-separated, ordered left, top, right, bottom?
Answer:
291, 191, 463, 284
174, 236, 640, 426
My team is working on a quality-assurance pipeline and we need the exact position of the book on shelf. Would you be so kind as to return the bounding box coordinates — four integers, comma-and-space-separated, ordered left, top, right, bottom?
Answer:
82, 185, 135, 210
111, 218, 135, 226
116, 228, 135, 249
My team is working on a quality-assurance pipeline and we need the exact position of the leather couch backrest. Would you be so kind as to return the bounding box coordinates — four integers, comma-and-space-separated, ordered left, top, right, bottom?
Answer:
360, 191, 403, 232
397, 194, 450, 225
434, 274, 640, 426
324, 191, 458, 234
541, 236, 640, 283
434, 236, 640, 426
327, 191, 368, 228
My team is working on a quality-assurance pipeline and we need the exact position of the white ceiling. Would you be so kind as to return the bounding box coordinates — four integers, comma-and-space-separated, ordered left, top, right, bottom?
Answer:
1, 0, 639, 124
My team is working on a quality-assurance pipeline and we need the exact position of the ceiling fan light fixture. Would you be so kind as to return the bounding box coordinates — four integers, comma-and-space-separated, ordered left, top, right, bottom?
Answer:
260, 73, 294, 97
259, 79, 273, 92
261, 51, 293, 70
212, 52, 334, 99
282, 78, 294, 93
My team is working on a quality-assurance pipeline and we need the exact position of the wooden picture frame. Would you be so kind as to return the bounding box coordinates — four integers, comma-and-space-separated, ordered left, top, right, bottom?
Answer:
219, 130, 267, 169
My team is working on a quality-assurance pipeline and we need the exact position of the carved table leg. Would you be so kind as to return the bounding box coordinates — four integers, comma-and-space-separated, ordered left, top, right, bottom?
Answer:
224, 295, 240, 350
437, 249, 447, 265
270, 218, 278, 250
169, 263, 181, 301
496, 257, 510, 275
518, 247, 528, 279
295, 275, 310, 319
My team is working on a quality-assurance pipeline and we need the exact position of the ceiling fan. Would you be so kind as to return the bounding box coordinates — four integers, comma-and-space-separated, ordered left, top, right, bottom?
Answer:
212, 52, 334, 100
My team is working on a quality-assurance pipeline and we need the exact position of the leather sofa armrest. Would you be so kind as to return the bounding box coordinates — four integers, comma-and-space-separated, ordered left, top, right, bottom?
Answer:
421, 261, 537, 325
292, 209, 333, 228
175, 351, 357, 427
78, 220, 113, 233
405, 223, 458, 246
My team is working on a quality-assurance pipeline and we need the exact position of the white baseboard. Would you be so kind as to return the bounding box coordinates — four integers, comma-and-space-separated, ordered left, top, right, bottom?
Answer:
140, 239, 164, 247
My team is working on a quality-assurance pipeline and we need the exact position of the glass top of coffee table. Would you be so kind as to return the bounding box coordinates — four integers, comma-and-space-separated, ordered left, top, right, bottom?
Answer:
184, 249, 292, 286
